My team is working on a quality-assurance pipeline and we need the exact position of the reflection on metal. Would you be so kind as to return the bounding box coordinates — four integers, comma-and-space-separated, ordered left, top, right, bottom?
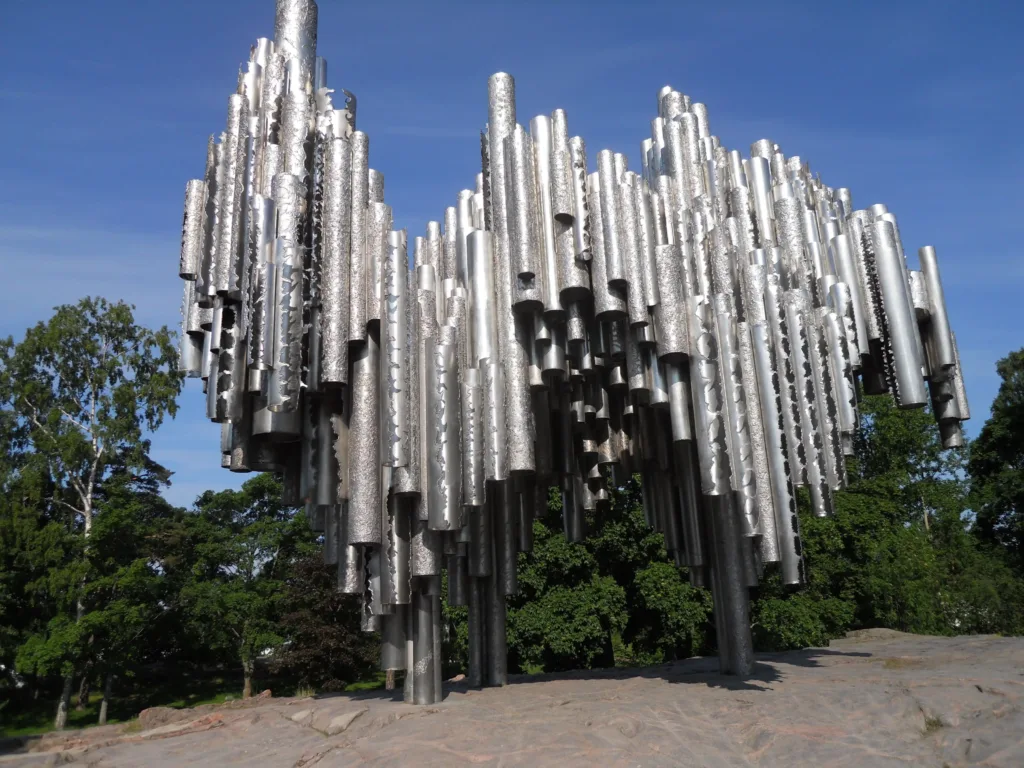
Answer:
178, 0, 970, 696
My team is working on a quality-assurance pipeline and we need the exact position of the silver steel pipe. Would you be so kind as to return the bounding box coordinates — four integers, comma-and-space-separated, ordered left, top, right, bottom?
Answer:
381, 230, 408, 468
348, 329, 382, 544
178, 37, 971, 689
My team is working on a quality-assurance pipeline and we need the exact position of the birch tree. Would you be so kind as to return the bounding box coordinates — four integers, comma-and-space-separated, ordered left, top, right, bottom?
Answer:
0, 297, 180, 728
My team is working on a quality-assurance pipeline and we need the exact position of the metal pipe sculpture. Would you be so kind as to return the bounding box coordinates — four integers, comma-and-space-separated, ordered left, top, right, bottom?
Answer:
177, 0, 970, 696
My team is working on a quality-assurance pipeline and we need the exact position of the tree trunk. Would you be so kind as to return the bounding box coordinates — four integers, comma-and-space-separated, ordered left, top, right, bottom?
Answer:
242, 658, 254, 699
76, 670, 91, 711
55, 675, 73, 730
385, 669, 395, 690
98, 673, 113, 725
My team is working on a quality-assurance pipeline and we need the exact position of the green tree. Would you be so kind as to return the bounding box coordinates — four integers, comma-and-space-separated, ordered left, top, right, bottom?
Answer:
509, 515, 627, 673
1, 464, 77, 706
506, 479, 711, 673
81, 461, 180, 724
174, 474, 316, 699
0, 298, 179, 728
970, 349, 1024, 571
627, 561, 712, 663
272, 556, 378, 692
752, 389, 1024, 649
588, 479, 711, 664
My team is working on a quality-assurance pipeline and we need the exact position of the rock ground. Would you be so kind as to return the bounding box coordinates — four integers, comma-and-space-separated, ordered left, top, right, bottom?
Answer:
2, 631, 1022, 767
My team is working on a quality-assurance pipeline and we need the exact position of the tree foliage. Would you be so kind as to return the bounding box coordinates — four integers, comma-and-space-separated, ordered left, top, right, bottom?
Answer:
271, 556, 378, 692
0, 298, 180, 727
171, 474, 317, 698
970, 349, 1024, 571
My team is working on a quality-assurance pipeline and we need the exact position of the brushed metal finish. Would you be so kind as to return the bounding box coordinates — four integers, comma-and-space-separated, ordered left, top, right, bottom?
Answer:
588, 172, 627, 320
873, 220, 928, 408
918, 245, 956, 380
506, 124, 540, 285
529, 116, 562, 314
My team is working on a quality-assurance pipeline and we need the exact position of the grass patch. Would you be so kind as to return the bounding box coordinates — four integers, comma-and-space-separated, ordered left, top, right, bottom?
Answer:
924, 715, 944, 733
344, 672, 386, 692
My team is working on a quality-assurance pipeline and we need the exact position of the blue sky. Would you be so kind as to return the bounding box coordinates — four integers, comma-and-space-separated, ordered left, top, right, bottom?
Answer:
2, 0, 1020, 507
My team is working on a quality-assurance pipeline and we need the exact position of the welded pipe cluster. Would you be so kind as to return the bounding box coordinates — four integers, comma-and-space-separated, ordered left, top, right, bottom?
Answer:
177, 0, 969, 692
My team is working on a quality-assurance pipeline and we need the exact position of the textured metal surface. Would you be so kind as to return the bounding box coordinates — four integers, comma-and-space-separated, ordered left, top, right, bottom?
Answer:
412, 591, 436, 704
918, 246, 956, 380
380, 606, 407, 671
246, 195, 277, 380
364, 201, 391, 328
461, 367, 485, 507
415, 270, 438, 500
569, 136, 592, 260
267, 236, 302, 413
425, 335, 463, 531
529, 116, 561, 315
214, 94, 248, 299
411, 516, 443, 576
381, 230, 408, 467
179, 179, 207, 280
337, 503, 363, 593
348, 330, 382, 544
764, 274, 806, 487
178, 8, 969, 694
381, 488, 411, 605
874, 220, 928, 407
506, 124, 540, 287
347, 131, 370, 342
274, 0, 317, 84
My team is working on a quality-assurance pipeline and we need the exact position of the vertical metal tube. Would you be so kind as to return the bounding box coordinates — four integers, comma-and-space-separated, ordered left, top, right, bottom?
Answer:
467, 577, 484, 687
337, 501, 364, 593
381, 230, 409, 467
507, 124, 541, 287
426, 329, 463, 530
348, 327, 382, 544
268, 237, 303, 413
484, 568, 507, 687
597, 150, 625, 285
412, 591, 436, 704
273, 0, 318, 86
381, 605, 408, 673
707, 495, 754, 676
493, 480, 518, 596
918, 245, 956, 379
783, 294, 833, 517
380, 488, 411, 605
411, 515, 443, 577
348, 131, 370, 342
461, 367, 486, 507
873, 220, 927, 407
